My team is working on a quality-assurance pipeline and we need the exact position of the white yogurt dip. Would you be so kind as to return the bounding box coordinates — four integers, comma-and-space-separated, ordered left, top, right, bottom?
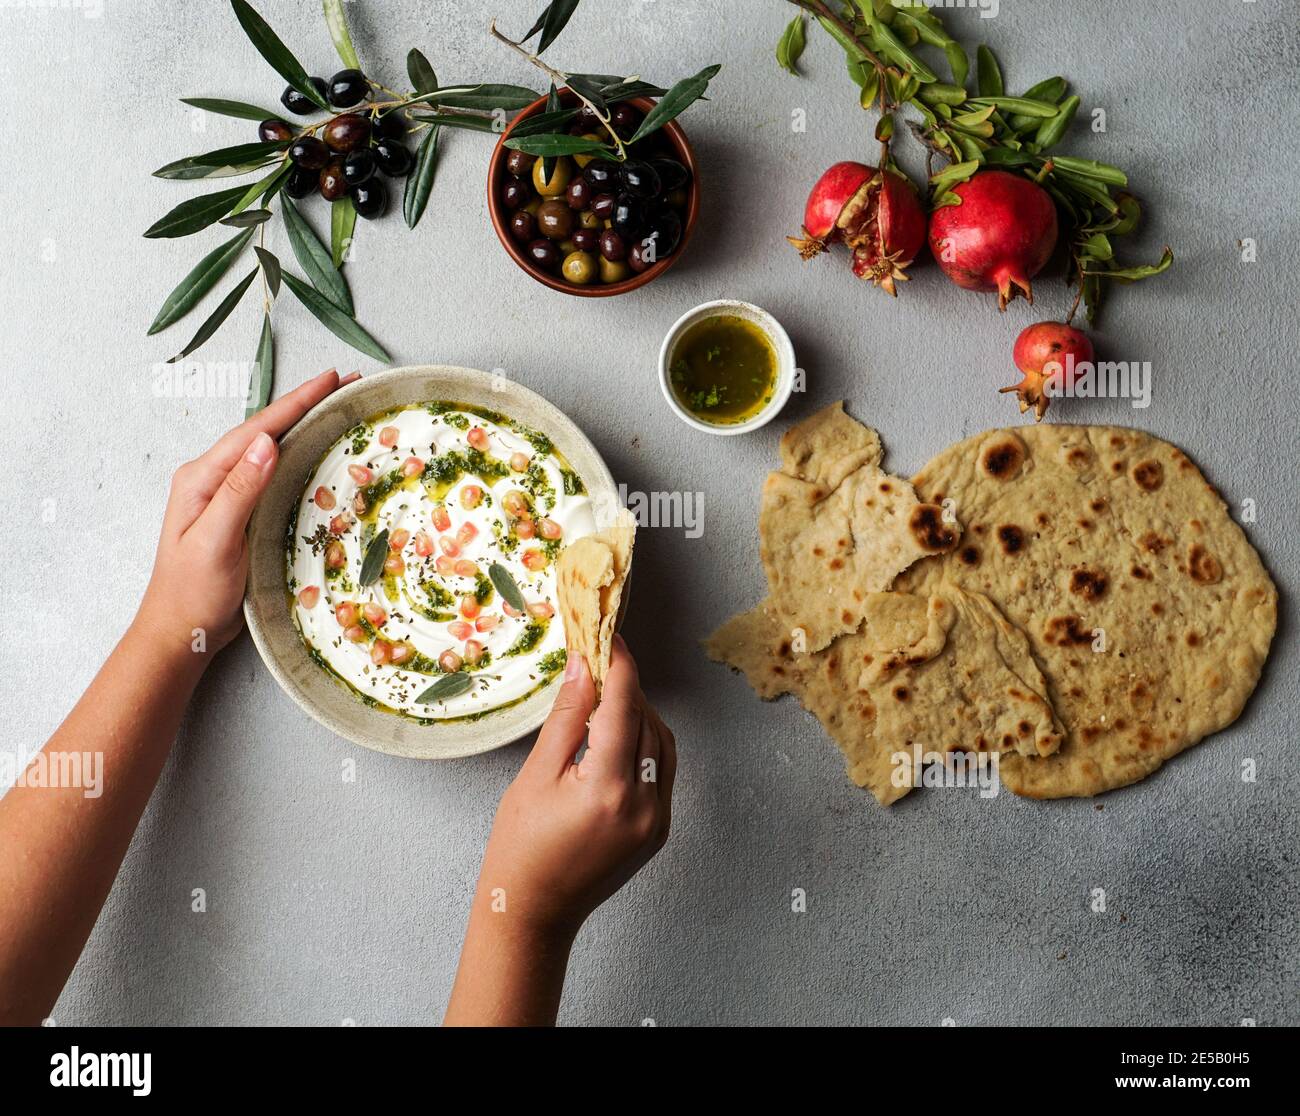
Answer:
287, 402, 595, 721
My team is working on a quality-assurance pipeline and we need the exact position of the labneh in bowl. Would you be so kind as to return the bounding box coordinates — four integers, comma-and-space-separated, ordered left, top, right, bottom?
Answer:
244, 365, 621, 760
488, 90, 700, 297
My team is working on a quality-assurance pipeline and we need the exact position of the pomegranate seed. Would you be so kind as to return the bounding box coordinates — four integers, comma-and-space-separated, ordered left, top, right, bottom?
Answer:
348, 464, 373, 485
313, 486, 336, 511
502, 491, 528, 517
414, 529, 434, 557
460, 595, 481, 619
439, 650, 463, 673
389, 642, 413, 665
522, 549, 547, 572
502, 601, 523, 619
464, 639, 485, 664
454, 559, 479, 578
431, 507, 451, 532
297, 586, 321, 609
459, 484, 483, 510
435, 556, 456, 576
384, 554, 405, 575
325, 540, 347, 569
344, 625, 367, 643
456, 522, 478, 547
389, 528, 410, 551
335, 602, 359, 627
439, 537, 460, 558
538, 518, 562, 540
527, 601, 555, 619
370, 641, 392, 665
401, 456, 425, 478
352, 492, 368, 515
448, 620, 473, 640
329, 512, 352, 535
475, 614, 500, 633
362, 603, 387, 626
510, 451, 530, 473
378, 426, 399, 448
467, 427, 489, 452
515, 519, 536, 540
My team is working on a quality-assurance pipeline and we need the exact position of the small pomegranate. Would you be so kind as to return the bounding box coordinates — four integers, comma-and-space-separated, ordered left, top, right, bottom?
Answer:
928, 170, 1058, 310
1001, 321, 1095, 420
788, 162, 927, 296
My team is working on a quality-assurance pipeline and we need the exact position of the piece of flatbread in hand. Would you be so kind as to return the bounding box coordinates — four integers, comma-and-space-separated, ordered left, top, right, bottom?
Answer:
557, 509, 636, 698
759, 402, 960, 653
705, 586, 1063, 805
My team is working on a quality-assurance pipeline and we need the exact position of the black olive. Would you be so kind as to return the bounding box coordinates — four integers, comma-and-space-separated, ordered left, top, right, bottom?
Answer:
574, 104, 601, 131
510, 211, 537, 242
642, 207, 683, 256
571, 228, 600, 254
501, 177, 530, 210
343, 148, 377, 186
565, 177, 591, 211
627, 240, 653, 273
289, 137, 329, 169
328, 69, 370, 109
619, 160, 662, 200
598, 229, 627, 262
505, 149, 536, 178
351, 179, 388, 219
610, 103, 641, 137
258, 119, 294, 144
649, 157, 689, 192
285, 166, 318, 199
583, 160, 617, 189
591, 193, 616, 220
374, 138, 413, 177
324, 113, 371, 153
526, 239, 561, 271
319, 160, 348, 201
281, 78, 328, 115
611, 194, 646, 239
376, 112, 408, 141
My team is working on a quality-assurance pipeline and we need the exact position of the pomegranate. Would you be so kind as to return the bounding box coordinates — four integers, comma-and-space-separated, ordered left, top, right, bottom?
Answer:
788, 162, 927, 296
928, 170, 1058, 310
1001, 321, 1095, 421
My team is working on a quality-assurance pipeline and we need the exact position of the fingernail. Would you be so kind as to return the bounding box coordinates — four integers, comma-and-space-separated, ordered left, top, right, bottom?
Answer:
339, 371, 362, 386
320, 368, 338, 380
245, 431, 275, 468
564, 648, 582, 681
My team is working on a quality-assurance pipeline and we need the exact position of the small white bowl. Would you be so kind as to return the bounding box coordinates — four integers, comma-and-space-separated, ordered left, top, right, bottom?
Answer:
658, 300, 796, 436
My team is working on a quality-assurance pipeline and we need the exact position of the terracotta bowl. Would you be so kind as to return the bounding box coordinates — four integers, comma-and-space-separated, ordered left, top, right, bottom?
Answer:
243, 365, 622, 760
488, 90, 700, 296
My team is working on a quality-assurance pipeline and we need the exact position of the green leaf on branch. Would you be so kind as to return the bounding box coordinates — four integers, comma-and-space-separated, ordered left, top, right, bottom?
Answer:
231, 0, 329, 110
407, 49, 438, 94
148, 228, 255, 335
180, 97, 282, 121
776, 14, 806, 76
1034, 94, 1080, 150
322, 0, 361, 71
143, 184, 250, 239
153, 140, 287, 179
246, 312, 274, 419
404, 126, 441, 229
282, 197, 353, 314
220, 208, 273, 228
332, 196, 358, 272
1050, 155, 1128, 186
1084, 247, 1173, 283
166, 268, 259, 362
976, 44, 1002, 97
968, 96, 1057, 118
503, 134, 611, 157
508, 107, 580, 137
254, 246, 282, 296
428, 84, 540, 112
412, 111, 500, 133
524, 0, 580, 54
627, 64, 720, 144
944, 42, 969, 87
282, 272, 389, 362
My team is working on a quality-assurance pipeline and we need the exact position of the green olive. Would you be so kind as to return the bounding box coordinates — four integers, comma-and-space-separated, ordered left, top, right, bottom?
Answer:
573, 135, 604, 169
562, 250, 597, 285
558, 239, 578, 255
599, 256, 630, 284
578, 209, 603, 230
532, 155, 573, 197
523, 196, 542, 215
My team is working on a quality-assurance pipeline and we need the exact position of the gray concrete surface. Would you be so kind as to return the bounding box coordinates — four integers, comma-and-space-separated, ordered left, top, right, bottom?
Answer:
2, 0, 1297, 1026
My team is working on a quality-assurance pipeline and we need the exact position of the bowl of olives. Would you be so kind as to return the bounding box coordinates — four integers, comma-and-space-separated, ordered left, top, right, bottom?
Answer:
488, 91, 699, 296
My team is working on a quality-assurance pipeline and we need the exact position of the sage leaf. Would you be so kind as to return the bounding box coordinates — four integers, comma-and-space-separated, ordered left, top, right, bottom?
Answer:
407, 49, 438, 95
220, 208, 273, 227
776, 14, 806, 76
153, 140, 289, 179
976, 44, 1002, 97
143, 184, 249, 239
254, 246, 282, 296
404, 125, 441, 229
322, 0, 360, 71
282, 197, 353, 315
166, 268, 258, 362
627, 64, 720, 144
503, 133, 610, 157
231, 0, 329, 110
331, 195, 357, 270
415, 672, 474, 704
148, 227, 254, 335
488, 562, 527, 614
282, 272, 390, 362
245, 312, 274, 419
359, 528, 390, 586
180, 96, 281, 121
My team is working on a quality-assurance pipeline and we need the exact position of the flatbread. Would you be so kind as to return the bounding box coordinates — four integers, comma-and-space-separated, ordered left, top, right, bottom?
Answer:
706, 586, 1064, 804
897, 425, 1278, 798
759, 402, 960, 652
557, 509, 635, 698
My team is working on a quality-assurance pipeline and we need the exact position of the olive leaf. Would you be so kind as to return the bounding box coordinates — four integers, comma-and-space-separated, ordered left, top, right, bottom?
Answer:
503, 134, 610, 157
407, 49, 438, 95
976, 44, 1002, 97
541, 83, 560, 182
282, 198, 353, 315
566, 74, 607, 114
220, 208, 273, 227
282, 272, 390, 362
600, 79, 668, 101
359, 528, 390, 586
143, 184, 250, 239
429, 84, 540, 112
245, 312, 274, 419
229, 162, 293, 217
523, 0, 580, 54
166, 268, 259, 363
148, 228, 254, 335
180, 96, 282, 121
331, 195, 357, 269
230, 0, 329, 110
776, 14, 806, 76
404, 125, 441, 230
627, 64, 721, 144
322, 0, 360, 71
415, 672, 474, 704
153, 141, 290, 179
488, 562, 527, 614
412, 111, 499, 133
254, 246, 282, 296
508, 107, 579, 137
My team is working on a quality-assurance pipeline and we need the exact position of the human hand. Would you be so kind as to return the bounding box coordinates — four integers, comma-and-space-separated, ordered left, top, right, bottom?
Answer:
136, 368, 359, 658
477, 636, 677, 942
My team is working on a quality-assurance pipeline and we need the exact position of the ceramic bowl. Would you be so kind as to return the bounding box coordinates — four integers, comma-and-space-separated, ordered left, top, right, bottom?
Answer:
244, 365, 621, 760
